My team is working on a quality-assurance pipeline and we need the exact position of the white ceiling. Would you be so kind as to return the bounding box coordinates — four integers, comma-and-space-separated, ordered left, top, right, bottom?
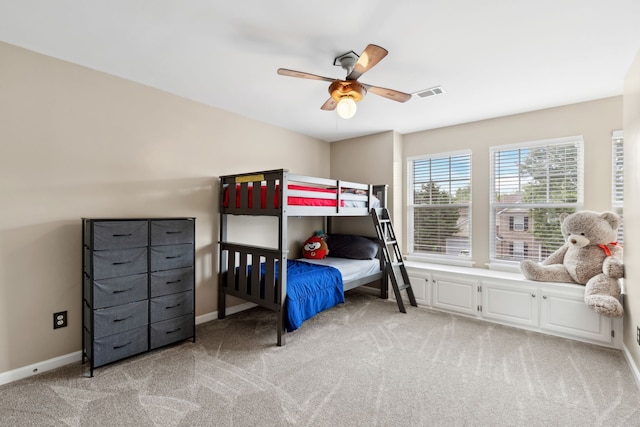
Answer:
1, 0, 639, 142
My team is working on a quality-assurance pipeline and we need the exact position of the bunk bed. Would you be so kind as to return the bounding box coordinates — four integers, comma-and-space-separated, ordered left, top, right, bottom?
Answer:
218, 169, 388, 345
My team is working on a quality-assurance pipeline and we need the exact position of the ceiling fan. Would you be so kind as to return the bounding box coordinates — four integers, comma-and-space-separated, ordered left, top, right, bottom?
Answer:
277, 44, 412, 119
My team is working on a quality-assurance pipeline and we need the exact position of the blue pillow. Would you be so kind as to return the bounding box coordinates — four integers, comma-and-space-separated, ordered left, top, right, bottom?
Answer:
327, 234, 379, 260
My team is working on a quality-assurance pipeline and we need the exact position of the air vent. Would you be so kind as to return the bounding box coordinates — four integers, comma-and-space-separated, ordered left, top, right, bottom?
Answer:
415, 86, 445, 98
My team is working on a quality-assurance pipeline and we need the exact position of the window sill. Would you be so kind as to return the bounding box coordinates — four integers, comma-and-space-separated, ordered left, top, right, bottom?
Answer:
405, 254, 475, 268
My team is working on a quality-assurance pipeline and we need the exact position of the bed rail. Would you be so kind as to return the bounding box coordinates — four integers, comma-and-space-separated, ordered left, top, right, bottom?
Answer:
218, 241, 288, 344
219, 169, 385, 217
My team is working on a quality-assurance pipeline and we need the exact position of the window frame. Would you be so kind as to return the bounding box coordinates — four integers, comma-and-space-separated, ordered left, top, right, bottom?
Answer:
406, 149, 473, 267
612, 130, 624, 243
489, 136, 584, 271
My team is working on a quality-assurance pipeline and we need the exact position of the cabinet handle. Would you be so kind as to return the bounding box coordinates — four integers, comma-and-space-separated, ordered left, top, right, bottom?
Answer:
165, 304, 181, 310
166, 328, 182, 334
166, 231, 182, 234
112, 233, 133, 237
112, 261, 132, 265
166, 280, 182, 284
113, 288, 133, 294
531, 294, 536, 298
165, 255, 181, 259
113, 341, 132, 350
543, 295, 548, 299
113, 316, 132, 323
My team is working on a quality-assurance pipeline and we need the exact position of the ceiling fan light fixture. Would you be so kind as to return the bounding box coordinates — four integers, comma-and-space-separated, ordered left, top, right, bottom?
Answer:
278, 45, 412, 116
336, 97, 357, 119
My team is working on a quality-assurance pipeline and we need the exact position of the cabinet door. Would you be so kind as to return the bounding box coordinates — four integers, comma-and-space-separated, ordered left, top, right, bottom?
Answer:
407, 274, 430, 306
432, 273, 478, 316
480, 280, 538, 328
540, 288, 613, 345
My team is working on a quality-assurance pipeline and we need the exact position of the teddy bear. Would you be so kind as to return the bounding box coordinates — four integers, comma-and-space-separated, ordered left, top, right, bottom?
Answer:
519, 210, 624, 318
302, 231, 329, 259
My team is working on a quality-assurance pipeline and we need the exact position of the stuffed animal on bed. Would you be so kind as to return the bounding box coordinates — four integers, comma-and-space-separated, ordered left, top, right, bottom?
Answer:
302, 231, 329, 259
519, 210, 624, 318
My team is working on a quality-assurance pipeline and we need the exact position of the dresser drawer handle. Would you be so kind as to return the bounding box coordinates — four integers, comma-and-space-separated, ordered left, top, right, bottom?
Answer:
112, 288, 133, 294
113, 316, 132, 323
165, 304, 181, 310
166, 328, 182, 334
112, 233, 133, 237
166, 231, 182, 234
165, 255, 181, 259
113, 341, 132, 350
166, 280, 182, 284
112, 261, 132, 265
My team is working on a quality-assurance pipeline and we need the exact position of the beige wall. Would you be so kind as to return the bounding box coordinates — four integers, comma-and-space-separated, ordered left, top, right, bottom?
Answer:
623, 50, 640, 371
0, 42, 328, 374
402, 97, 622, 267
329, 131, 403, 239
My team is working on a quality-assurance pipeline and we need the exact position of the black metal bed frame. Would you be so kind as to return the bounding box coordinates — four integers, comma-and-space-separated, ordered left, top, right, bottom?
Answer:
217, 169, 388, 345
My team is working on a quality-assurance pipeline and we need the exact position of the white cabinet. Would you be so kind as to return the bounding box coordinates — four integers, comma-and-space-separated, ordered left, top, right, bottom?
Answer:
480, 279, 538, 329
539, 287, 614, 345
432, 273, 478, 317
405, 263, 622, 349
407, 274, 430, 306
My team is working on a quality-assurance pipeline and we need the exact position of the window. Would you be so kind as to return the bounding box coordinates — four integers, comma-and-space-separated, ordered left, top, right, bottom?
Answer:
510, 215, 528, 232
511, 241, 527, 259
490, 136, 584, 266
612, 130, 624, 243
407, 151, 471, 262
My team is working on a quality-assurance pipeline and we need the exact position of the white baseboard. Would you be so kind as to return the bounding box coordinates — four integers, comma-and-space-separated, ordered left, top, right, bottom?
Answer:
195, 302, 257, 325
622, 343, 640, 391
0, 351, 83, 387
0, 303, 258, 387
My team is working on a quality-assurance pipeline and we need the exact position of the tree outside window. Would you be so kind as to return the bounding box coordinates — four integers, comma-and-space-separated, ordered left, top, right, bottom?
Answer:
491, 137, 583, 264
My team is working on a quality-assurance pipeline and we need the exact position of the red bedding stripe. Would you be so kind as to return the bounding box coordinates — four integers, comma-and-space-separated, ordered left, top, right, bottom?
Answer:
223, 184, 344, 208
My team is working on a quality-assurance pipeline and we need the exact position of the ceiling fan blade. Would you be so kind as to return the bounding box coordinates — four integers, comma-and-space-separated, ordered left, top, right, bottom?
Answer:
277, 68, 335, 82
321, 98, 337, 110
364, 84, 412, 103
346, 44, 388, 80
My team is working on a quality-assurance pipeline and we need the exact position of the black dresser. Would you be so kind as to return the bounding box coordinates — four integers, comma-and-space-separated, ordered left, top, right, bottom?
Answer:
82, 218, 195, 376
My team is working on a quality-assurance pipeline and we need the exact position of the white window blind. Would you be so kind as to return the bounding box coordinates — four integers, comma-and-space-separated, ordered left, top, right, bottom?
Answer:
407, 151, 471, 260
490, 136, 584, 264
612, 130, 624, 243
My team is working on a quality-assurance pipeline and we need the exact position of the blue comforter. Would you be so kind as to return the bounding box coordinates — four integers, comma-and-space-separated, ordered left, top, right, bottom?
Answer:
277, 260, 344, 331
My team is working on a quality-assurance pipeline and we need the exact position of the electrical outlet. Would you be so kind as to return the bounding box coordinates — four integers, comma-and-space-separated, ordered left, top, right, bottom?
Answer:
54, 311, 67, 329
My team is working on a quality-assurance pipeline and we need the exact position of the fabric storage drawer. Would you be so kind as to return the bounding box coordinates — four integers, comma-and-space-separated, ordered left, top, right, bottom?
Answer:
150, 290, 193, 323
150, 244, 193, 272
150, 314, 194, 350
90, 220, 148, 250
93, 300, 148, 338
151, 219, 194, 246
150, 267, 194, 298
88, 273, 148, 309
93, 326, 148, 367
90, 247, 148, 280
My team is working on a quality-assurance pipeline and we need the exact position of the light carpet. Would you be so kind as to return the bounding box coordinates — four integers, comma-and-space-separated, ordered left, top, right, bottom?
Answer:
1, 290, 639, 426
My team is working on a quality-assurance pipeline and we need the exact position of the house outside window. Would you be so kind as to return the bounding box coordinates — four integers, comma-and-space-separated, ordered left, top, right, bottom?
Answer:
407, 151, 472, 264
490, 136, 584, 267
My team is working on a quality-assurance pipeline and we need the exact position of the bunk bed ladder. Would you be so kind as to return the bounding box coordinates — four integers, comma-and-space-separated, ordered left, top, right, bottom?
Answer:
371, 208, 417, 313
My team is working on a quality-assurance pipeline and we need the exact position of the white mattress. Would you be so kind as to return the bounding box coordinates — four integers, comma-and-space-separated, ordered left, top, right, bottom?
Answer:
297, 257, 381, 283
343, 196, 381, 209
